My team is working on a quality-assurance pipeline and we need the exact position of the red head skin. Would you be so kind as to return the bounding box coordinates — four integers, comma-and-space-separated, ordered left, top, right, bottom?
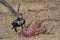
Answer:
18, 13, 23, 18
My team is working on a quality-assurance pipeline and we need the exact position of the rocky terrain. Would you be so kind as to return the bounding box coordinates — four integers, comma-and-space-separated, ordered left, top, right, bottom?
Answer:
0, 0, 60, 40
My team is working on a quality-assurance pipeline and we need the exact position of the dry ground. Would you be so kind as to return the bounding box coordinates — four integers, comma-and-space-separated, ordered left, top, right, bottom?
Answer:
0, 0, 60, 40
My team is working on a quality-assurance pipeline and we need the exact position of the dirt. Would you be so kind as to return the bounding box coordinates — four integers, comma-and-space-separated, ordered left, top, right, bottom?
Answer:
0, 0, 60, 40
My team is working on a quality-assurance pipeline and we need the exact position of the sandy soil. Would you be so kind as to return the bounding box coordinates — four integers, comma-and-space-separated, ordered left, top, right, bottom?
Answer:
0, 0, 60, 40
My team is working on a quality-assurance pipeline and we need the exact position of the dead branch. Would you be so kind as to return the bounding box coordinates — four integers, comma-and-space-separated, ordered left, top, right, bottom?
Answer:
0, 0, 17, 15
26, 20, 34, 28
38, 19, 60, 27
38, 19, 60, 33
17, 3, 20, 14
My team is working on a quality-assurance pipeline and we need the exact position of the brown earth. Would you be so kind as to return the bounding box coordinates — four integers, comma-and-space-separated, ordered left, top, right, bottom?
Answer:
0, 0, 60, 40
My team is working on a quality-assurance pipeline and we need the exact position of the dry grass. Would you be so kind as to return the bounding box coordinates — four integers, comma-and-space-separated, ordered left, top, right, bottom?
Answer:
0, 0, 60, 40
